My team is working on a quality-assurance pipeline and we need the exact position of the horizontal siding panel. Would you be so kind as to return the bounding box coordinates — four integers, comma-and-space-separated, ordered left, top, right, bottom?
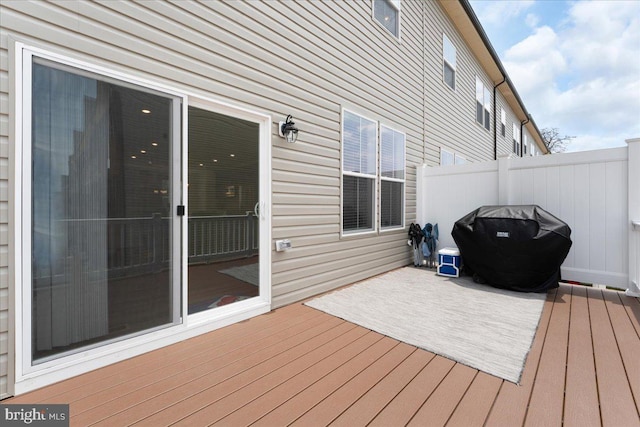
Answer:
273, 193, 338, 207
272, 255, 410, 307
272, 182, 339, 197
108, 0, 337, 115
0, 332, 6, 355
272, 214, 338, 228
272, 170, 338, 188
272, 245, 408, 286
272, 158, 339, 179
272, 146, 339, 168
272, 204, 338, 216
272, 224, 339, 239
0, 267, 7, 289
272, 239, 407, 275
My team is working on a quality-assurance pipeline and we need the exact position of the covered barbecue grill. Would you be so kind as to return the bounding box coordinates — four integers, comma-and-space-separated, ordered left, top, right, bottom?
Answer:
452, 205, 572, 292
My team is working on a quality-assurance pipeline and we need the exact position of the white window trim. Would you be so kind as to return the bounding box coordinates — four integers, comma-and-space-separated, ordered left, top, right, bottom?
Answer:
372, 0, 402, 40
475, 76, 491, 131
500, 108, 506, 137
442, 33, 456, 91
440, 147, 455, 166
512, 122, 521, 155
341, 108, 378, 237
12, 42, 272, 394
379, 124, 406, 231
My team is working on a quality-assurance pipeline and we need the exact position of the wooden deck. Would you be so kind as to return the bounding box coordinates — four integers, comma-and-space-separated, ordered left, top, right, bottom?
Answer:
5, 283, 640, 426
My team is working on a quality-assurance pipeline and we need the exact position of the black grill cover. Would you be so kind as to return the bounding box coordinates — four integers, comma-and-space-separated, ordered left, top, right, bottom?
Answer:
452, 205, 572, 292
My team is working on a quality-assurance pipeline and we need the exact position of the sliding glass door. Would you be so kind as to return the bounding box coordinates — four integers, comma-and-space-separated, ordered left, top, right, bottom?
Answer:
187, 107, 261, 314
29, 57, 181, 364
23, 50, 269, 374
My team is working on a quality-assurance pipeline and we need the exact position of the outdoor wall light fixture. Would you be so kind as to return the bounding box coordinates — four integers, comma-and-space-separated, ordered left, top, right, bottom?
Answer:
278, 115, 299, 143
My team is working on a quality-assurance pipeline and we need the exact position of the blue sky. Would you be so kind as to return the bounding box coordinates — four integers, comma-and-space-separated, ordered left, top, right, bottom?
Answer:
468, 0, 640, 152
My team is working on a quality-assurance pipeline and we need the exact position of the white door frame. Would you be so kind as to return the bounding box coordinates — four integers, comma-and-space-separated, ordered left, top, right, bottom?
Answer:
11, 42, 272, 394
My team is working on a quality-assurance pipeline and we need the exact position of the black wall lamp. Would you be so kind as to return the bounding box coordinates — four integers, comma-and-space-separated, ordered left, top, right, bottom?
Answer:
278, 115, 299, 143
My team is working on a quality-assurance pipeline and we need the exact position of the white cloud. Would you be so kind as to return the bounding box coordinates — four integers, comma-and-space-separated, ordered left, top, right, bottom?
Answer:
470, 0, 535, 27
525, 13, 539, 29
503, 27, 566, 93
499, 0, 640, 152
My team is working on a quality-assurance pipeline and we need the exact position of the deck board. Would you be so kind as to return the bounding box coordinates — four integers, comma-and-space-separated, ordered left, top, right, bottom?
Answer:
290, 342, 416, 426
603, 290, 640, 416
563, 285, 601, 427
252, 336, 399, 426
406, 363, 478, 426
328, 349, 435, 427
484, 288, 557, 427
588, 288, 640, 427
72, 307, 334, 425
4, 281, 639, 427
446, 371, 502, 427
177, 322, 364, 426
524, 285, 571, 427
117, 314, 348, 427
217, 330, 380, 426
368, 355, 455, 427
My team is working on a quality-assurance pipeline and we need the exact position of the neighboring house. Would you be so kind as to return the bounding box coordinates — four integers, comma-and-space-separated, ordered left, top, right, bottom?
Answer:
0, 0, 548, 397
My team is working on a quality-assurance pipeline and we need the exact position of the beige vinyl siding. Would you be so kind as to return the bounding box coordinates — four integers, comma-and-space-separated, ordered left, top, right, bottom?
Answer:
496, 91, 517, 157
0, 0, 537, 395
422, 0, 495, 166
0, 0, 425, 317
0, 31, 9, 398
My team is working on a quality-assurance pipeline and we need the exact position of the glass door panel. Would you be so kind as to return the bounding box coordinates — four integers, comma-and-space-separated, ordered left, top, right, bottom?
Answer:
30, 58, 180, 363
187, 107, 260, 314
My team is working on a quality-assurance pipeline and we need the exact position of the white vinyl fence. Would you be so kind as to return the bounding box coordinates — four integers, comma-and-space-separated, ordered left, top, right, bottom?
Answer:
417, 138, 640, 295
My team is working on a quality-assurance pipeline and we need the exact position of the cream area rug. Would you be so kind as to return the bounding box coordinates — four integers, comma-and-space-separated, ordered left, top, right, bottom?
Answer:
219, 263, 259, 286
305, 267, 546, 383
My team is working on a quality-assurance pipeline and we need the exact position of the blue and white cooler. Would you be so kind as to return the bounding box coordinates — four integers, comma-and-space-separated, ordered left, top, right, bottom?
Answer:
437, 247, 461, 277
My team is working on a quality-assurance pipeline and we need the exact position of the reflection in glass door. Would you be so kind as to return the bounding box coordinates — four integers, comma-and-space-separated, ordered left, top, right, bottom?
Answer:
187, 107, 260, 314
29, 58, 181, 364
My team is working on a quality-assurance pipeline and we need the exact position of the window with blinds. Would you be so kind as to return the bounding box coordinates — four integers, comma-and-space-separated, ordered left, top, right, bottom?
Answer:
342, 110, 377, 233
380, 126, 405, 229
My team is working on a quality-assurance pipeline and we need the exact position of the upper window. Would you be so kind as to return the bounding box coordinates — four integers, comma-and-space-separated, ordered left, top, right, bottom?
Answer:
342, 110, 377, 234
441, 148, 467, 165
512, 123, 521, 155
523, 134, 528, 155
443, 34, 456, 90
380, 125, 405, 229
440, 148, 455, 166
500, 108, 506, 137
475, 76, 491, 131
373, 0, 401, 39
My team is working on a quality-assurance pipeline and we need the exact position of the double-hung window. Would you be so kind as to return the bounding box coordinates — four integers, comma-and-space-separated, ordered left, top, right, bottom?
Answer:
513, 123, 521, 155
342, 110, 405, 234
373, 0, 401, 39
475, 76, 491, 131
500, 108, 506, 137
342, 110, 377, 233
380, 126, 405, 229
443, 34, 456, 90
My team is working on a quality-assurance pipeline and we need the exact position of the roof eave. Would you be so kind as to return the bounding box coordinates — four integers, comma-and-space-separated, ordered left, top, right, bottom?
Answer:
437, 0, 549, 154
